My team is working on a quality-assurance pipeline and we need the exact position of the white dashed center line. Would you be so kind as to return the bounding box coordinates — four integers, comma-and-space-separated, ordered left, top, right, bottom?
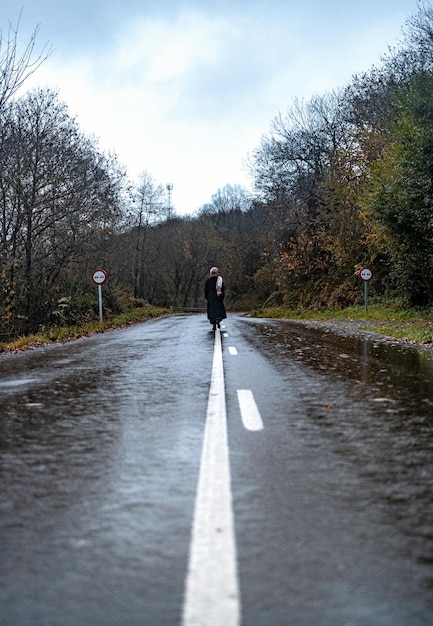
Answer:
237, 389, 264, 431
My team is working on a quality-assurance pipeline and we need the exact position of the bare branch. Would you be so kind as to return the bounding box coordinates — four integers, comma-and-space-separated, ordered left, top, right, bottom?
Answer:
0, 8, 53, 112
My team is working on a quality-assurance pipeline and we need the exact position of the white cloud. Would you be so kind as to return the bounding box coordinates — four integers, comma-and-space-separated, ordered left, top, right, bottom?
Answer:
26, 9, 252, 212
14, 0, 420, 214
113, 12, 234, 82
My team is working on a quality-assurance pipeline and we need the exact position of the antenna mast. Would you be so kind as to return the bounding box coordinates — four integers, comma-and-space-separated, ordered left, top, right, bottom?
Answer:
166, 183, 173, 219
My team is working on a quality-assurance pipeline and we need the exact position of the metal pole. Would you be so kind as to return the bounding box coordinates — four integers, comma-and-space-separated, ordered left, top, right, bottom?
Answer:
98, 284, 103, 323
364, 280, 368, 313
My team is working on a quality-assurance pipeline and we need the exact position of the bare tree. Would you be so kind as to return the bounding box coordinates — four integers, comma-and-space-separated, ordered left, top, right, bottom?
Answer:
0, 9, 53, 113
129, 171, 165, 298
201, 184, 252, 214
0, 88, 124, 332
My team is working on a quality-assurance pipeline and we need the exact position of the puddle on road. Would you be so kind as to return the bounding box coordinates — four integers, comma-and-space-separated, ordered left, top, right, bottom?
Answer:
246, 318, 433, 408
241, 318, 433, 581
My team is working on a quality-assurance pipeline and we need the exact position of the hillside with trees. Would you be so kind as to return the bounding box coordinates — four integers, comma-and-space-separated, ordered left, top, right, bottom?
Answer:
2, 5, 433, 339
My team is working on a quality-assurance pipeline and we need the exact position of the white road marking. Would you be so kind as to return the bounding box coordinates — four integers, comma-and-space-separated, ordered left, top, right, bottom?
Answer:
237, 389, 264, 431
228, 346, 238, 355
182, 329, 240, 626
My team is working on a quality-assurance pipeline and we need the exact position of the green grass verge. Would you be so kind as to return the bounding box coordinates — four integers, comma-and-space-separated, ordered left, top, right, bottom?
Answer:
0, 305, 171, 353
251, 304, 433, 345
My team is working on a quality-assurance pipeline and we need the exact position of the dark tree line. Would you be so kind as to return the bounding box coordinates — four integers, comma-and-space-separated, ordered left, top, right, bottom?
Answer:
2, 4, 433, 338
0, 87, 125, 335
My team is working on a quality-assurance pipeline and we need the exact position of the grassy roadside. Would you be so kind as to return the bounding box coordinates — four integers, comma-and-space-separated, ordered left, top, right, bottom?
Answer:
251, 304, 433, 345
0, 305, 171, 353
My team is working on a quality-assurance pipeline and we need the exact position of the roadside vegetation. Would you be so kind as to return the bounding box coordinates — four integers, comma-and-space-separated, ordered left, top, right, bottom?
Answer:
0, 302, 170, 353
6, 301, 433, 354
253, 302, 433, 345
3, 6, 433, 349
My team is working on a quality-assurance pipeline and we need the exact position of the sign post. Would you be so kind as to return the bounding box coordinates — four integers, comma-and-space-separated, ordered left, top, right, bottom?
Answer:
92, 269, 107, 323
359, 267, 373, 312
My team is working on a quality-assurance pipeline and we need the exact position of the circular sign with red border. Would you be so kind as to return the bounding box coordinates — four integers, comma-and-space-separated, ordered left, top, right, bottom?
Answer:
92, 269, 107, 285
359, 267, 373, 282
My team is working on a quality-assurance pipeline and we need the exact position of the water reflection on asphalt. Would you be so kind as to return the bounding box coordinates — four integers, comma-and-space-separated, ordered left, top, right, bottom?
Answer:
244, 319, 433, 589
0, 318, 208, 625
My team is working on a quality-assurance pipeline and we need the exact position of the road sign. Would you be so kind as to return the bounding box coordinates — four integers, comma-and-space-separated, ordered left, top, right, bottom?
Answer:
360, 267, 373, 282
92, 269, 107, 322
92, 269, 107, 285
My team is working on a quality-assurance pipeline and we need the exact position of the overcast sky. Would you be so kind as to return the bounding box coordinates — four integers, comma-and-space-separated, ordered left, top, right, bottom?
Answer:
2, 0, 422, 214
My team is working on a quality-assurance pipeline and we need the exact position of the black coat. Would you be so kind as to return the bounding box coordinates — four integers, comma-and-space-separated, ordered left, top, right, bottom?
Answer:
204, 276, 227, 323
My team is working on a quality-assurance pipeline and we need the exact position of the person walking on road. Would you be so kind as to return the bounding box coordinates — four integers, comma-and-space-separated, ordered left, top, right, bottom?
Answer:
204, 266, 227, 331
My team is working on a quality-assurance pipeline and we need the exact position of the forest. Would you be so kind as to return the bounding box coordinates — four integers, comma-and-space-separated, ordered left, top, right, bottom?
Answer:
2, 5, 433, 338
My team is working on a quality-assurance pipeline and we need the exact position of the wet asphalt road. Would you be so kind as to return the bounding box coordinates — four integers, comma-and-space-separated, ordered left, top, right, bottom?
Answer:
0, 313, 433, 625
